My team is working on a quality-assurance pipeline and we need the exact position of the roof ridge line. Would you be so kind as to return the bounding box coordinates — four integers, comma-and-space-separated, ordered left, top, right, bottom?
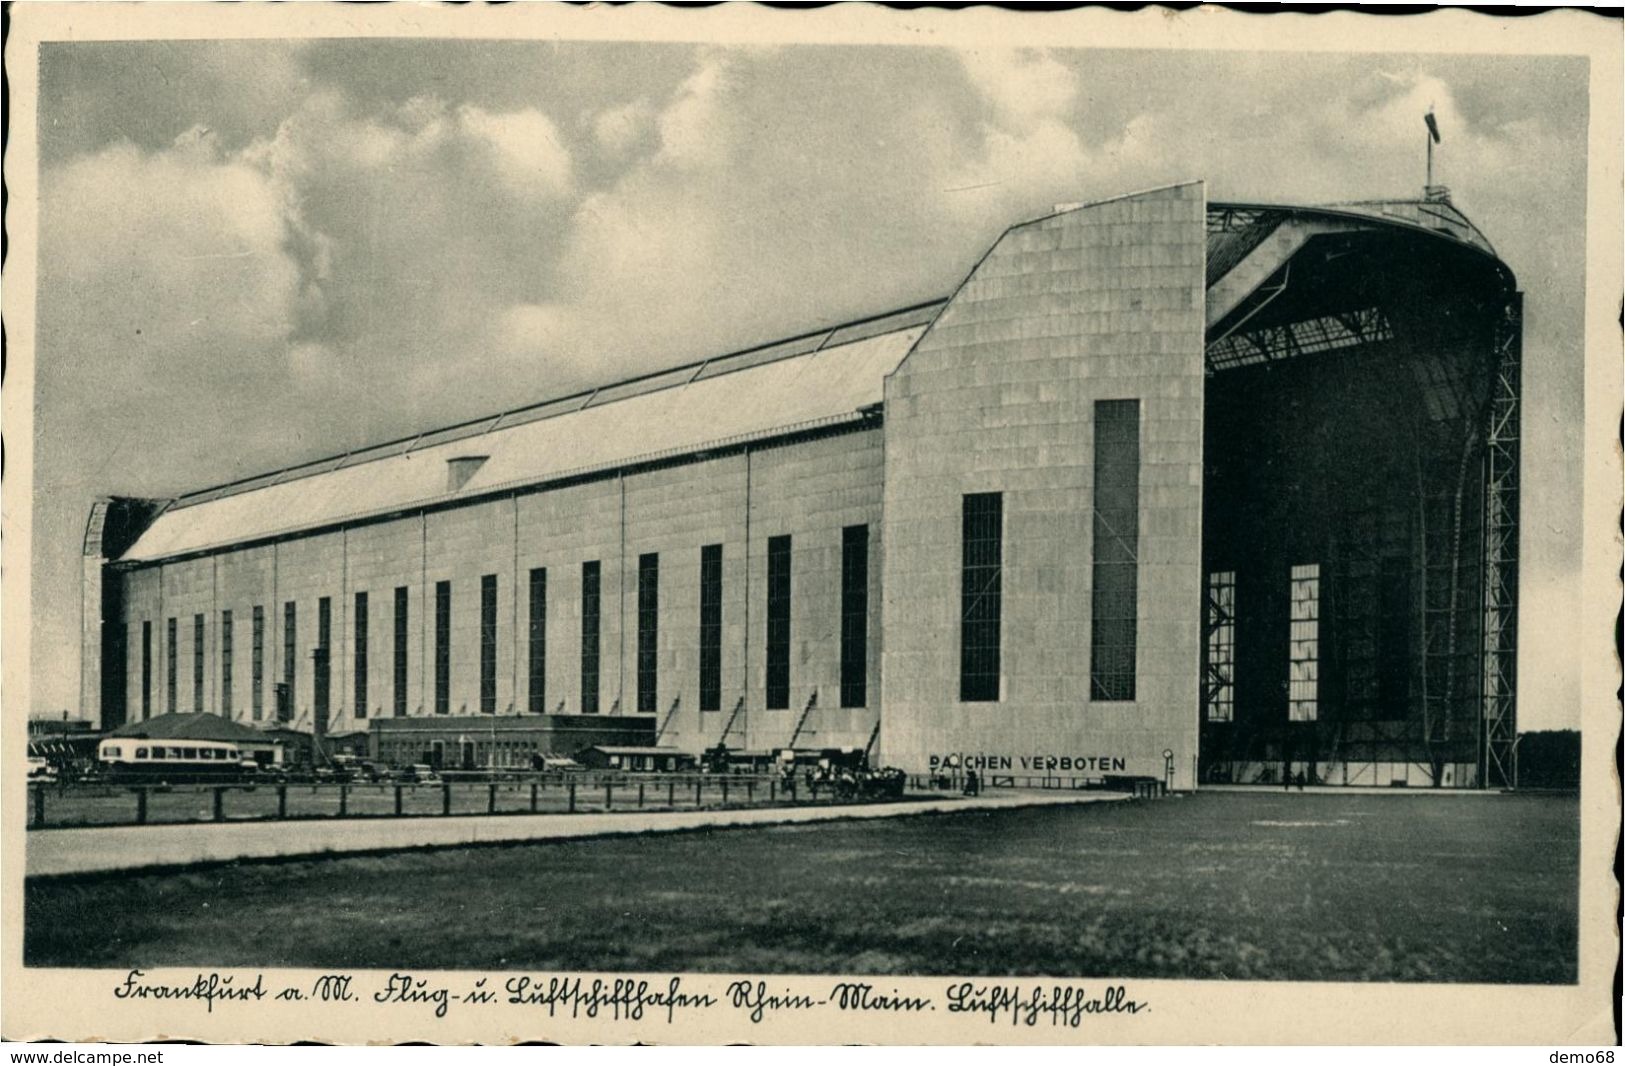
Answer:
123, 409, 883, 564
166, 297, 947, 511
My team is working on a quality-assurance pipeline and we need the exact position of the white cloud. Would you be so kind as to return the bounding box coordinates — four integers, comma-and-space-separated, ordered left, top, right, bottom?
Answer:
457, 104, 574, 198
170, 122, 223, 160
654, 54, 734, 169
347, 118, 409, 169
967, 120, 1088, 192
494, 302, 571, 357
946, 48, 1091, 216
592, 98, 656, 157
534, 181, 731, 377
287, 340, 343, 386
44, 140, 303, 350
248, 92, 572, 209
1099, 113, 1162, 168
502, 54, 763, 382
960, 48, 1079, 133
1365, 73, 1466, 151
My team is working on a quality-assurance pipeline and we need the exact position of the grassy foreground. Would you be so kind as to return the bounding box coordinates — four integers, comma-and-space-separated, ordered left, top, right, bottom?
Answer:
25, 791, 1577, 982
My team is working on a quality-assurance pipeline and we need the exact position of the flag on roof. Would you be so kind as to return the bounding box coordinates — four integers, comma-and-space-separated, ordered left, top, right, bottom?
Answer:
1425, 107, 1441, 144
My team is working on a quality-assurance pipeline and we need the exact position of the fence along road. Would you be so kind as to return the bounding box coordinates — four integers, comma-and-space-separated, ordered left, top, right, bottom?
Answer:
24, 787, 1123, 877
25, 771, 872, 831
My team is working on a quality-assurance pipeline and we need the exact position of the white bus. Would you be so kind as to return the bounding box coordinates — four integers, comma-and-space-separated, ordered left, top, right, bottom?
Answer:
97, 738, 249, 782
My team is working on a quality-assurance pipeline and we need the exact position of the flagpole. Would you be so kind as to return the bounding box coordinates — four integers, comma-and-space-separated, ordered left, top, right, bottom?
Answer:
1424, 107, 1441, 192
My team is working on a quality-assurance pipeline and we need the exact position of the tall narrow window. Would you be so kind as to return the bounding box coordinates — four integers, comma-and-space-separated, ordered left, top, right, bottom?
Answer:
141, 621, 153, 720
528, 568, 547, 713
353, 592, 369, 719
167, 617, 178, 713
1204, 571, 1236, 722
282, 602, 296, 721
220, 610, 234, 717
580, 561, 601, 713
1090, 399, 1141, 702
698, 545, 723, 712
960, 493, 1003, 702
637, 553, 659, 714
434, 580, 451, 715
251, 607, 264, 720
840, 525, 869, 708
192, 614, 205, 713
766, 535, 792, 710
315, 597, 331, 732
393, 587, 409, 717
480, 574, 498, 714
1288, 563, 1321, 722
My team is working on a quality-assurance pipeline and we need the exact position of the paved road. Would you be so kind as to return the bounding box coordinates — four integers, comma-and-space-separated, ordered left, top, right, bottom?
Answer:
26, 791, 1123, 877
1204, 784, 1502, 796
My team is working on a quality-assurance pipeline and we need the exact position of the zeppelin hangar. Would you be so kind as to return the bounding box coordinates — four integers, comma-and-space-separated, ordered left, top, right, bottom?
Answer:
79, 182, 1524, 791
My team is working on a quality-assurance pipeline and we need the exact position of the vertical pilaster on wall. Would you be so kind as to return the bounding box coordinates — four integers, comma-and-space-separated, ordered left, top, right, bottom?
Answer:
1480, 292, 1522, 789
157, 562, 166, 716
270, 544, 279, 721
269, 543, 277, 691
741, 447, 753, 752
512, 494, 521, 712
211, 556, 220, 714
80, 503, 110, 728
420, 513, 428, 716
618, 473, 627, 716
340, 527, 349, 725
89, 498, 166, 729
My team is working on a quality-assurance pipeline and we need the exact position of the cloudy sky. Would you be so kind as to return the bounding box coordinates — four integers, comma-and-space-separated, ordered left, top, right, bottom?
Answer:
31, 39, 1589, 729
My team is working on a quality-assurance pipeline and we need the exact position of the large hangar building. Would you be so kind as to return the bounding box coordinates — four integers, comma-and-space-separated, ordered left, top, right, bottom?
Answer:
80, 181, 1523, 790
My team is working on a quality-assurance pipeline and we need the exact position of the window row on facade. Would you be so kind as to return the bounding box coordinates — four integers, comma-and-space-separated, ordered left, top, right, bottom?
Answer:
126, 529, 873, 722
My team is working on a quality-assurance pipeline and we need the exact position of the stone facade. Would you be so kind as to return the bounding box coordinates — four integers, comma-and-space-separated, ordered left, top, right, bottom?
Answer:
880, 183, 1207, 789
106, 428, 887, 762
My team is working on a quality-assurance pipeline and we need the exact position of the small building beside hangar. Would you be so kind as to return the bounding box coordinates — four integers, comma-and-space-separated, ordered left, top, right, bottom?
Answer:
575, 746, 698, 773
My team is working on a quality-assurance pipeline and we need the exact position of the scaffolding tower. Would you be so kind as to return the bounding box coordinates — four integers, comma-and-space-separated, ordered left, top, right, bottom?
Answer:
1480, 294, 1523, 789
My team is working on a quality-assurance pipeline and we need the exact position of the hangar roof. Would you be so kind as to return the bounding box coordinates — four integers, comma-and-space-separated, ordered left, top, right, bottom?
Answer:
105, 712, 277, 743
121, 301, 942, 563
1209, 197, 1500, 262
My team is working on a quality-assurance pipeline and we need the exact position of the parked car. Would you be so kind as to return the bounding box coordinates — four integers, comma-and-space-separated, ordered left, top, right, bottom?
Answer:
357, 761, 392, 783
70, 764, 108, 785
399, 763, 441, 785
26, 756, 57, 784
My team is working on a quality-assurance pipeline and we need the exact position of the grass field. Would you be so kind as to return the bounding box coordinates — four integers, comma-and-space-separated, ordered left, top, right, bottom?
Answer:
24, 791, 1578, 982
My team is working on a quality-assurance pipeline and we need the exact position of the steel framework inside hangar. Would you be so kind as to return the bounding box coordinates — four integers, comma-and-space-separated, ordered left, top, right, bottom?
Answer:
1199, 195, 1521, 788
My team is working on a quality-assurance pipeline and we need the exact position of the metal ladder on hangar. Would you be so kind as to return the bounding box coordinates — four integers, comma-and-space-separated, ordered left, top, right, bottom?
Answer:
653, 696, 681, 743
785, 689, 819, 750
716, 697, 747, 748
